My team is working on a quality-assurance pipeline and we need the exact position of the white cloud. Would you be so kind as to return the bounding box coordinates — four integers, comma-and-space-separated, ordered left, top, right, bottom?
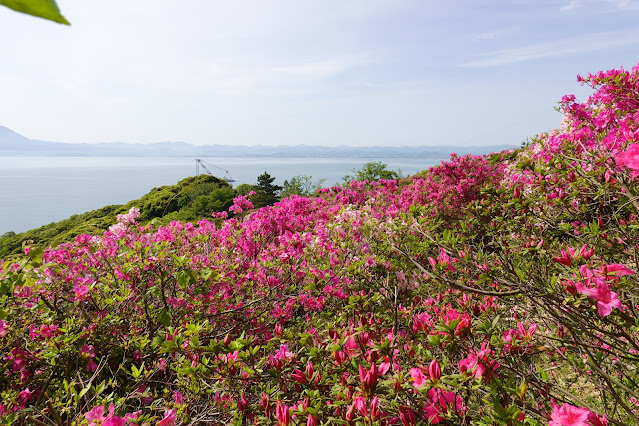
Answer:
560, 0, 582, 11
560, 0, 637, 10
462, 30, 639, 67
474, 29, 512, 41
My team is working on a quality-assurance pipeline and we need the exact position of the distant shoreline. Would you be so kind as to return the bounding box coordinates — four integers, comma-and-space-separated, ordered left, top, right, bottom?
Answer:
1, 125, 517, 159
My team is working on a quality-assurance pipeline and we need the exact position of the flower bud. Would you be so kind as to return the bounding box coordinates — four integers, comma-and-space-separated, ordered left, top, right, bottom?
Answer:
428, 358, 441, 382
292, 369, 307, 385
305, 360, 314, 379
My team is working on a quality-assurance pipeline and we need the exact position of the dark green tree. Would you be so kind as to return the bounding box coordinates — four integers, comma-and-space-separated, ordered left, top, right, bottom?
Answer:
254, 172, 283, 208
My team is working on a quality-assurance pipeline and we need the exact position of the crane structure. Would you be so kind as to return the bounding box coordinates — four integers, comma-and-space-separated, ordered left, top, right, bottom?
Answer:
195, 159, 236, 182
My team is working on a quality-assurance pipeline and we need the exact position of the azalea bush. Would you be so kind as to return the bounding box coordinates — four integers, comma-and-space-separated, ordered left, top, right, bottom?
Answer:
2, 63, 639, 425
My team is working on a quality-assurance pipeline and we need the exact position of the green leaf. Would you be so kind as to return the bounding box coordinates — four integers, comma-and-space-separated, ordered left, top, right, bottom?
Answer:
131, 364, 142, 380
0, 0, 70, 24
159, 308, 171, 327
176, 270, 196, 287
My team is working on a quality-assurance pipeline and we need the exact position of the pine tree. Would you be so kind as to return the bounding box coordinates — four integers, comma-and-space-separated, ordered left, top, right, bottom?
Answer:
254, 172, 283, 208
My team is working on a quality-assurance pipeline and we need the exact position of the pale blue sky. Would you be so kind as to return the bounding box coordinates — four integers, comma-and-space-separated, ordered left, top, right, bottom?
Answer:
1, 0, 638, 147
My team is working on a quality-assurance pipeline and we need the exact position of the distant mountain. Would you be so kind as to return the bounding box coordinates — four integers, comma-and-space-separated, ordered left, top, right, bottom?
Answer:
0, 125, 518, 158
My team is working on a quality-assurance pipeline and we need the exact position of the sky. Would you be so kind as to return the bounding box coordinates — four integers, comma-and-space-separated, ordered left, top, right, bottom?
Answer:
0, 0, 638, 147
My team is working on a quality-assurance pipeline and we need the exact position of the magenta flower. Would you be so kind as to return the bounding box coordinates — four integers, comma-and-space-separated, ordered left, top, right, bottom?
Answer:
291, 368, 307, 384
353, 395, 367, 417
410, 367, 428, 389
84, 405, 106, 424
358, 362, 379, 395
580, 279, 624, 316
423, 388, 465, 424
73, 283, 90, 301
276, 400, 290, 426
614, 143, 639, 178
549, 400, 591, 426
428, 359, 442, 382
18, 388, 32, 402
398, 406, 417, 426
157, 409, 176, 426
274, 344, 294, 361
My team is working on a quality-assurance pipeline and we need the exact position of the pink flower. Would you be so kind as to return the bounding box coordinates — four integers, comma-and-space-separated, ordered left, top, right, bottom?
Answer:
587, 411, 608, 426
306, 414, 318, 426
424, 388, 465, 424
553, 248, 573, 266
124, 411, 141, 423
410, 367, 428, 389
103, 416, 125, 426
157, 409, 176, 426
18, 388, 32, 402
276, 400, 290, 426
83, 404, 127, 426
85, 405, 106, 424
428, 359, 442, 382
358, 362, 379, 395
158, 358, 167, 372
615, 143, 639, 178
344, 335, 359, 355
370, 396, 380, 421
353, 395, 367, 416
305, 360, 314, 379
580, 279, 624, 316
229, 194, 254, 214
398, 406, 417, 426
73, 283, 90, 301
459, 342, 499, 380
548, 400, 590, 426
274, 344, 294, 361
292, 369, 307, 384
86, 359, 98, 372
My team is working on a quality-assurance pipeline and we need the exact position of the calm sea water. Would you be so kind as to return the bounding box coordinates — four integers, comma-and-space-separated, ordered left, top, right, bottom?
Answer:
0, 156, 440, 234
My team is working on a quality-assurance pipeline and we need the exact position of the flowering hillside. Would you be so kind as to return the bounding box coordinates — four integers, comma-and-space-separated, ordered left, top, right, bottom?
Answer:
2, 63, 639, 425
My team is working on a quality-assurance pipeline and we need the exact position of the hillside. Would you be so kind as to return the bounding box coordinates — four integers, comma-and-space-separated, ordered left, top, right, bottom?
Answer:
0, 174, 235, 258
1, 63, 639, 425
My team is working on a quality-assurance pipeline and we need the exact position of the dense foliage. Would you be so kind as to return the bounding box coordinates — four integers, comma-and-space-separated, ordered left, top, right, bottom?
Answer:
281, 176, 327, 199
2, 63, 639, 425
342, 162, 401, 184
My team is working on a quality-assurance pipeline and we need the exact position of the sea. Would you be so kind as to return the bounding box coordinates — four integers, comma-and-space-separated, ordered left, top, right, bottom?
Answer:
0, 156, 441, 235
